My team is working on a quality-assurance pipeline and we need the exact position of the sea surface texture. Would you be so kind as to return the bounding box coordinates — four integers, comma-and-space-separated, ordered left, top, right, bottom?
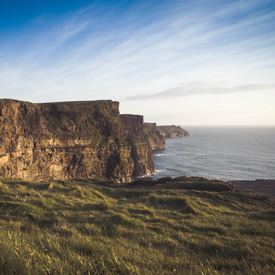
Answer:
153, 126, 275, 181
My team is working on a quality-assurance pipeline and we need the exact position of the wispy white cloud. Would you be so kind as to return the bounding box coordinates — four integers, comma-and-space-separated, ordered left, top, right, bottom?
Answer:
126, 83, 275, 100
0, 0, 274, 124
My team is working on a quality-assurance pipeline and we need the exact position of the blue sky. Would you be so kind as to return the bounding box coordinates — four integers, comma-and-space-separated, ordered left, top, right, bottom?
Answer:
0, 0, 275, 125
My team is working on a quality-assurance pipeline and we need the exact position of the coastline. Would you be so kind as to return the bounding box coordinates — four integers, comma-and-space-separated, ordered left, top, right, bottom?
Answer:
153, 127, 275, 182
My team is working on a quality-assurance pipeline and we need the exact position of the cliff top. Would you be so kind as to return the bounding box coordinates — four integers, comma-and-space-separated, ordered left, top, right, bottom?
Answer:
120, 114, 143, 118
39, 99, 118, 105
0, 98, 32, 104
0, 98, 118, 105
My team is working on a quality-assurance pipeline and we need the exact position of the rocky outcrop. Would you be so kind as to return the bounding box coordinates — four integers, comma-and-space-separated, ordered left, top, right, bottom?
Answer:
120, 115, 154, 176
0, 99, 148, 183
143, 123, 165, 150
157, 125, 189, 138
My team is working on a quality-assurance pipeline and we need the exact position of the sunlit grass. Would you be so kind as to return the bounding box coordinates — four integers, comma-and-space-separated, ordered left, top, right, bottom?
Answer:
0, 177, 274, 274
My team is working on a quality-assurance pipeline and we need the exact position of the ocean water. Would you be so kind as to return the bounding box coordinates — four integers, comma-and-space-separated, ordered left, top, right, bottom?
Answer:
153, 126, 275, 181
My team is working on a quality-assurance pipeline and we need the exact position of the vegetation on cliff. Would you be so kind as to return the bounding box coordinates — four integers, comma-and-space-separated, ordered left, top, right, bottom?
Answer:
0, 177, 274, 274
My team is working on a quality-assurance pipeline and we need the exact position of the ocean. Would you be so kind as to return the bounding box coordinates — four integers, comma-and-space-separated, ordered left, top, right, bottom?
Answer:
153, 126, 275, 181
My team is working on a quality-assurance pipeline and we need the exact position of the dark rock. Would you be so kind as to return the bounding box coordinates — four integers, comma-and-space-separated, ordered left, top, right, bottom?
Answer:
156, 177, 173, 184
131, 177, 157, 186
174, 176, 190, 182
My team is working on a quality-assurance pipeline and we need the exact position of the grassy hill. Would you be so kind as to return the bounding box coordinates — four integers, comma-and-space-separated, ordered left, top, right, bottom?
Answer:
0, 177, 274, 274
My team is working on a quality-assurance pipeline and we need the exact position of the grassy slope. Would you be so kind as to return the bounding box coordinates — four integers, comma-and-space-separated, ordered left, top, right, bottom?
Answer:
0, 178, 274, 275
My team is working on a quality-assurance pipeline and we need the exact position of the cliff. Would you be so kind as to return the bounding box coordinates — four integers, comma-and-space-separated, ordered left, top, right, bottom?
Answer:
0, 99, 155, 183
157, 125, 189, 138
143, 123, 165, 150
120, 115, 154, 176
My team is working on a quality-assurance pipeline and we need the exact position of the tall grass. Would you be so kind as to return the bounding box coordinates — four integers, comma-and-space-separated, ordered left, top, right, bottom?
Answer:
0, 177, 274, 274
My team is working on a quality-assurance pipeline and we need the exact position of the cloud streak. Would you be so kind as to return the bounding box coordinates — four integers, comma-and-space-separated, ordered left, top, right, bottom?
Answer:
0, 0, 274, 124
126, 83, 275, 101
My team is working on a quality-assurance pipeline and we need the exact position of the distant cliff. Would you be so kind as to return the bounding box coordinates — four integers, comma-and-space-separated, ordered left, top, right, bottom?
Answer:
0, 99, 156, 183
157, 125, 189, 138
143, 123, 165, 150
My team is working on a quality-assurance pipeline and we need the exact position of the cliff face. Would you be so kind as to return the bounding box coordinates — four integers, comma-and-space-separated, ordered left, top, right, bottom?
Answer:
0, 99, 137, 183
120, 115, 154, 176
143, 123, 165, 150
157, 125, 189, 138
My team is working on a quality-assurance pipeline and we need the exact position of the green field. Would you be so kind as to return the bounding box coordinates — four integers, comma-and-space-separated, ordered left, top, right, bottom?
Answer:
0, 177, 274, 274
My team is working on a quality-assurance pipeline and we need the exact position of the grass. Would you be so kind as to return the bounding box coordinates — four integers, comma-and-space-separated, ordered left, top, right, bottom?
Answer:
0, 177, 274, 274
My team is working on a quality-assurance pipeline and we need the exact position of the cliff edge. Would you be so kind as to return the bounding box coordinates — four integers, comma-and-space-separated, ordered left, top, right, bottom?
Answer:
120, 115, 154, 176
0, 99, 155, 183
157, 125, 189, 138
143, 123, 165, 150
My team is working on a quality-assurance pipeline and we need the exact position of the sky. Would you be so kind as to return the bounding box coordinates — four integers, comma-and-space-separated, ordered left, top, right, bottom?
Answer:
0, 0, 275, 125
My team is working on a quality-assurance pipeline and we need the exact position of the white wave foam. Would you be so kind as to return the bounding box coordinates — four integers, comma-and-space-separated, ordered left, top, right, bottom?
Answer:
138, 172, 154, 178
153, 169, 167, 174
154, 153, 169, 157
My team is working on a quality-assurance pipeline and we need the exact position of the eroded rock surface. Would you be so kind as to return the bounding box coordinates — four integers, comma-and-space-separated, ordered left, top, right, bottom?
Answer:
143, 123, 165, 150
120, 115, 154, 176
0, 99, 155, 183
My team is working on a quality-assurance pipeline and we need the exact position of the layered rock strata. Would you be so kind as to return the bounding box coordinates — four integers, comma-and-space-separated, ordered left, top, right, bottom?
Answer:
120, 115, 154, 176
0, 99, 139, 183
143, 123, 165, 150
0, 99, 190, 183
